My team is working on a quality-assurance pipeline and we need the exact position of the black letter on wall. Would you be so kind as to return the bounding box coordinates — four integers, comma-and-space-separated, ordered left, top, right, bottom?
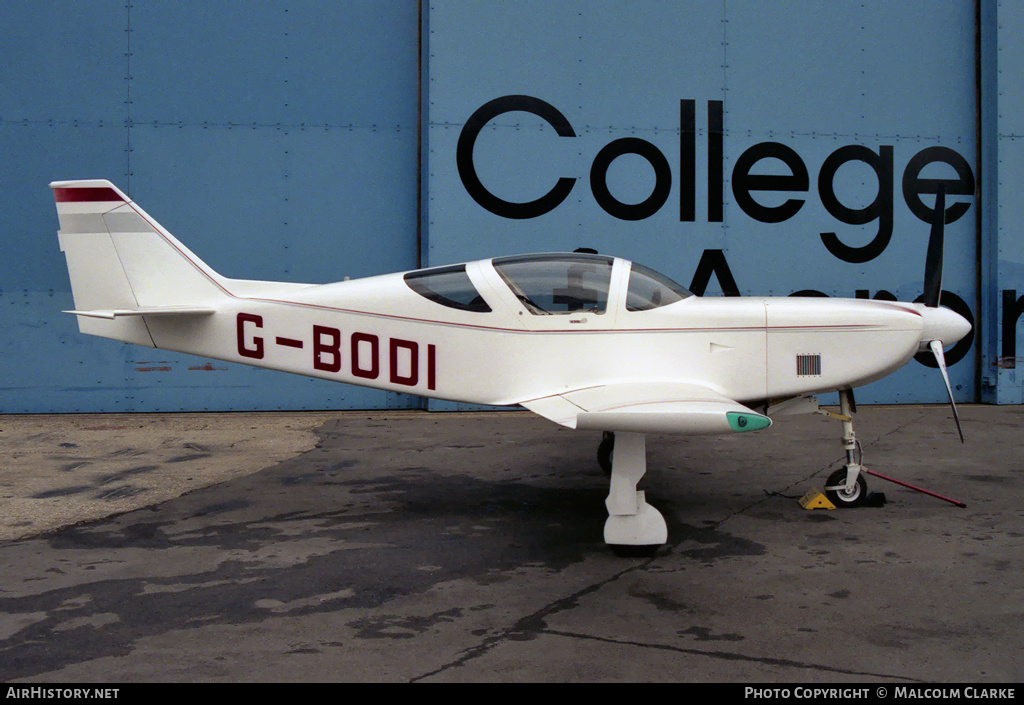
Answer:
457, 95, 577, 219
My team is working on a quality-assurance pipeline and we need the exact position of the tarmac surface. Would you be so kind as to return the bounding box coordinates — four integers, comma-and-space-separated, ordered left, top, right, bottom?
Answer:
0, 404, 1020, 682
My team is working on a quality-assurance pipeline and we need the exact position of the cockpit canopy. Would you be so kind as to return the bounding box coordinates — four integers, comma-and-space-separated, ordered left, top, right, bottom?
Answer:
493, 253, 614, 314
403, 253, 692, 314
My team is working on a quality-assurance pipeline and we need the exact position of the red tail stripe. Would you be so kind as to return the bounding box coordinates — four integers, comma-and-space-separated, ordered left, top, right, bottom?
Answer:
53, 187, 124, 203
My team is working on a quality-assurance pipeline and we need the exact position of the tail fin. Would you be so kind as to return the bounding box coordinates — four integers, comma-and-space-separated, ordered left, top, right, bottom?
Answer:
51, 180, 227, 345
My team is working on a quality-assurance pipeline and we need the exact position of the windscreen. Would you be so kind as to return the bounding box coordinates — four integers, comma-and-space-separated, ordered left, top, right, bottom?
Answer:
625, 262, 692, 311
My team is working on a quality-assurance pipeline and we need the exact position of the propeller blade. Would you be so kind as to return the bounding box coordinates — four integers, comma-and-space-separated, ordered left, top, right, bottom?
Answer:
922, 186, 946, 308
929, 339, 964, 443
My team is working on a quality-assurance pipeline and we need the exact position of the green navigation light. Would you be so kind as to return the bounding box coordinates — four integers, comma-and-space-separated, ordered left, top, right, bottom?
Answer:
727, 411, 772, 433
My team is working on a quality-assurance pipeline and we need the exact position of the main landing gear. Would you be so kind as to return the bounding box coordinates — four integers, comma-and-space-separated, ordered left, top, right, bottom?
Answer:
597, 431, 667, 556
821, 389, 869, 508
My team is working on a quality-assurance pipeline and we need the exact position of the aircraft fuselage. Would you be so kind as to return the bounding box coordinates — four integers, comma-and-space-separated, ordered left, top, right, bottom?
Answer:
142, 259, 929, 411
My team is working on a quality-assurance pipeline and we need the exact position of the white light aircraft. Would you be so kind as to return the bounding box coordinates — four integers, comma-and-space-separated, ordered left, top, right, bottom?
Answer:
52, 180, 971, 553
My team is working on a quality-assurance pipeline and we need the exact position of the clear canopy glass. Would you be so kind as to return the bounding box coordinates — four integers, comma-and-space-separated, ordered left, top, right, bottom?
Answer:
492, 253, 614, 314
404, 264, 491, 312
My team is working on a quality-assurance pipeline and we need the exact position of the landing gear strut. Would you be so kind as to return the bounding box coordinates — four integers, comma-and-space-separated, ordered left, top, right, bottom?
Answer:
821, 389, 869, 508
600, 431, 667, 555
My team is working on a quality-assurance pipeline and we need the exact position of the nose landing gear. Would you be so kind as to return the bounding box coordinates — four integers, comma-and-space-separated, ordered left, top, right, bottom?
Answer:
818, 388, 966, 509
820, 389, 870, 508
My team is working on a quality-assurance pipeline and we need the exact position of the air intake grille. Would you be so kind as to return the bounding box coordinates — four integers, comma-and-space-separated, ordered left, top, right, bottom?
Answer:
796, 354, 822, 376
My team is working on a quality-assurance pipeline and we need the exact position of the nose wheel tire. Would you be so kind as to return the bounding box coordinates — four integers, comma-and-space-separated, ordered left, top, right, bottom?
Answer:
825, 468, 867, 508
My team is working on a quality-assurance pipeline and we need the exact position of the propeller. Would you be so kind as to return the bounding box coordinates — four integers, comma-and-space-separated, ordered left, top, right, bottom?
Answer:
921, 185, 965, 443
929, 339, 964, 443
922, 186, 946, 308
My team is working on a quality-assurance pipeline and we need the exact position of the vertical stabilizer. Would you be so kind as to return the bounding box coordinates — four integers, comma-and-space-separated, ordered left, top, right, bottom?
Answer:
52, 180, 230, 346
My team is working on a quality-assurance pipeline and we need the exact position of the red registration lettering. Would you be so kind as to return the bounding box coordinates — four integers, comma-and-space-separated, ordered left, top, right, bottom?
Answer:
427, 344, 436, 391
287, 323, 438, 390
389, 339, 418, 386
351, 332, 380, 379
313, 325, 342, 373
237, 313, 264, 359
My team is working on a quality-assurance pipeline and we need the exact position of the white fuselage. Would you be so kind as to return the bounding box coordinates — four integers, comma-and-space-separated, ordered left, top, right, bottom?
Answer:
143, 257, 930, 409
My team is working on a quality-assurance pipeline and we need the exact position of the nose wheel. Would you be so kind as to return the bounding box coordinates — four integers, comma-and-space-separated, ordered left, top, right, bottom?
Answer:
824, 468, 868, 507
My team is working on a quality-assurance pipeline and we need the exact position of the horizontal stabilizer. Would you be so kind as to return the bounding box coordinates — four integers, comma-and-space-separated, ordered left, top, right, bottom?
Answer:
65, 307, 217, 320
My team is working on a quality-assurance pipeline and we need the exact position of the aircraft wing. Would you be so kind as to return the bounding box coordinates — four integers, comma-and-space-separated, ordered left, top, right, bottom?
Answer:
520, 382, 771, 436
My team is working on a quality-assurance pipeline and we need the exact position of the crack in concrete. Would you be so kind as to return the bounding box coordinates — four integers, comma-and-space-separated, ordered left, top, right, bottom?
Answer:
412, 559, 646, 681
413, 547, 923, 682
